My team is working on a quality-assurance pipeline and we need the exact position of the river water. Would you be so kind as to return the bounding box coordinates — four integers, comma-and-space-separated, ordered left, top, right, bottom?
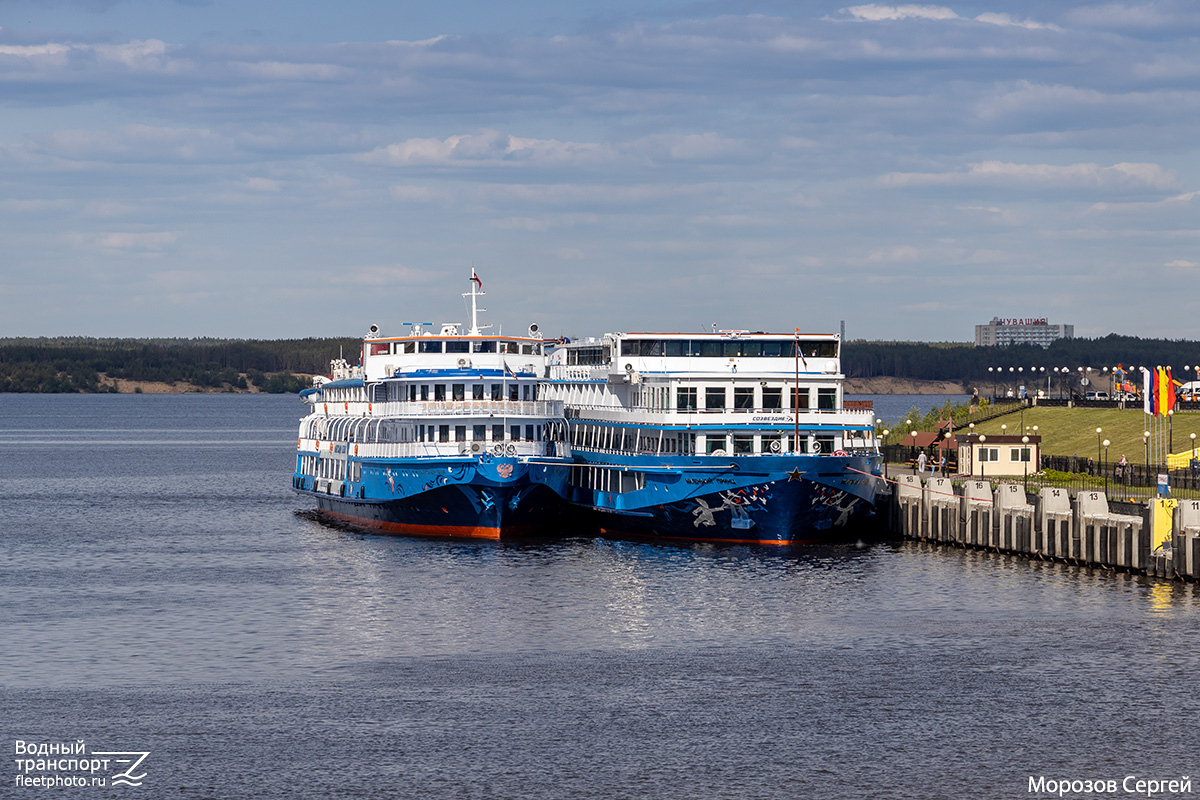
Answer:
2, 394, 1197, 799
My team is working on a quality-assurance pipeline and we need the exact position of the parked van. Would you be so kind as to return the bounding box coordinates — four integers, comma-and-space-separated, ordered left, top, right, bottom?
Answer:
1085, 391, 1110, 400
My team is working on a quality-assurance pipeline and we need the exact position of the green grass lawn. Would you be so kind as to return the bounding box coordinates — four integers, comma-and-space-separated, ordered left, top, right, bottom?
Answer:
959, 405, 1200, 459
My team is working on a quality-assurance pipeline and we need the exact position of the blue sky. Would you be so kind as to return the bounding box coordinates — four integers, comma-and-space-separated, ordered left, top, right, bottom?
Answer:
2, 1, 1198, 341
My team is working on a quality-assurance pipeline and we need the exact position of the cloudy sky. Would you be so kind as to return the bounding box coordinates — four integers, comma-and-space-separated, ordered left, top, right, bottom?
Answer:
2, 1, 1197, 341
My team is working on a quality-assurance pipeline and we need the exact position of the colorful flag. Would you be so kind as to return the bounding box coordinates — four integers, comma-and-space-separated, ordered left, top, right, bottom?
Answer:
793, 330, 808, 369
471, 269, 483, 289
1157, 367, 1169, 416
1143, 366, 1153, 415
1167, 367, 1177, 413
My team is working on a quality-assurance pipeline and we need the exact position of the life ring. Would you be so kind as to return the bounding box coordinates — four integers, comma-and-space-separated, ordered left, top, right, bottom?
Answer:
344, 401, 348, 411
328, 442, 333, 452
323, 403, 328, 415
354, 445, 359, 455
368, 403, 373, 414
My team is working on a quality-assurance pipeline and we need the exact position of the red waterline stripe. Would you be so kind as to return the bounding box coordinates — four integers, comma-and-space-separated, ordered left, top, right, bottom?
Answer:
319, 509, 529, 540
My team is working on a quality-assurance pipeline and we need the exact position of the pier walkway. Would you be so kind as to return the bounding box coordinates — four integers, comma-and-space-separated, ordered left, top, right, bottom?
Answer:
878, 474, 1199, 582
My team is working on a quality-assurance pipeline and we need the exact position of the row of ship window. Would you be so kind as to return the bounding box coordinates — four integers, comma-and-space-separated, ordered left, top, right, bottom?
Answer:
570, 424, 837, 456
618, 339, 838, 358
384, 382, 535, 402
674, 386, 837, 412
369, 340, 542, 356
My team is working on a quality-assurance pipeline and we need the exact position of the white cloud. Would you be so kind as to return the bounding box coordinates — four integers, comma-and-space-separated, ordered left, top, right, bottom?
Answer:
90, 39, 171, 69
838, 5, 1056, 30
974, 12, 1059, 30
867, 244, 921, 262
241, 178, 280, 192
476, 183, 704, 205
1088, 191, 1199, 214
841, 5, 959, 22
0, 43, 72, 57
356, 130, 615, 168
1165, 259, 1197, 268
880, 161, 1178, 191
84, 232, 180, 254
957, 205, 1019, 224
233, 61, 352, 81
628, 132, 745, 161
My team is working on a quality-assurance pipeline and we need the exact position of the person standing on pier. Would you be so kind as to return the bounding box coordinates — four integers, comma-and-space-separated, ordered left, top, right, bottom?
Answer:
917, 450, 927, 476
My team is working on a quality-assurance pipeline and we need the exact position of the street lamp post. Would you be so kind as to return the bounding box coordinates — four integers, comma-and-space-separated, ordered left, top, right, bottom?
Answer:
1032, 425, 1039, 474
882, 430, 890, 480
967, 423, 975, 476
1144, 430, 1151, 490
977, 434, 986, 480
1103, 439, 1111, 494
1022, 434, 1030, 490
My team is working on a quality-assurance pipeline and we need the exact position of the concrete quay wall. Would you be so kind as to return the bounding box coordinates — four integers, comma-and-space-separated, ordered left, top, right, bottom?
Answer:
884, 477, 1200, 582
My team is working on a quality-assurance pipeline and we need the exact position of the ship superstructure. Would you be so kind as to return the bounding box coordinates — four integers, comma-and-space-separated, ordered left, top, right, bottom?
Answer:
293, 273, 570, 539
542, 329, 881, 544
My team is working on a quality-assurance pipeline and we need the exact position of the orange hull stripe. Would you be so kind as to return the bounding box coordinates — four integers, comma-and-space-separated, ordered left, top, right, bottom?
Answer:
320, 509, 528, 540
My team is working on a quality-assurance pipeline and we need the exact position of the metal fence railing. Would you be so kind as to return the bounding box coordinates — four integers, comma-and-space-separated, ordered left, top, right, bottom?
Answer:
882, 444, 1200, 500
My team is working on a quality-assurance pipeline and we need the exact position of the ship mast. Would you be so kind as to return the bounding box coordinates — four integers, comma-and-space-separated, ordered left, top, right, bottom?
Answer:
464, 268, 489, 336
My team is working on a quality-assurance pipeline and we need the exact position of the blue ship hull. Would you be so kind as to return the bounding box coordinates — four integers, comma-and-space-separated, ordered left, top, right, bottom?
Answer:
567, 453, 881, 546
294, 454, 571, 540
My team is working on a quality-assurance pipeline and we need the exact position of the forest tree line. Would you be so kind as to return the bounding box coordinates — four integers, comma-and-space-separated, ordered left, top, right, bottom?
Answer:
0, 337, 360, 393
1, 334, 1197, 393
842, 335, 1200, 390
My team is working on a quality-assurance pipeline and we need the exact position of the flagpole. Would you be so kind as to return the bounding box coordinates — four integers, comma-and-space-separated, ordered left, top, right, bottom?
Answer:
794, 331, 800, 453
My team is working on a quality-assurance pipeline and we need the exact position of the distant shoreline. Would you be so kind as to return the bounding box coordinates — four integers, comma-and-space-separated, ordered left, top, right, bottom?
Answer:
844, 377, 968, 395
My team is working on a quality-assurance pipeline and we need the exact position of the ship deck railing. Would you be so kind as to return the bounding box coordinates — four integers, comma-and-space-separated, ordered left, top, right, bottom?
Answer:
563, 405, 875, 423
299, 438, 566, 460
311, 399, 565, 419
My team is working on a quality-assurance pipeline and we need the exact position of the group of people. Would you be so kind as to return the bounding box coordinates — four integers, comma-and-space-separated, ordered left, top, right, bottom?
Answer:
915, 450, 950, 477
